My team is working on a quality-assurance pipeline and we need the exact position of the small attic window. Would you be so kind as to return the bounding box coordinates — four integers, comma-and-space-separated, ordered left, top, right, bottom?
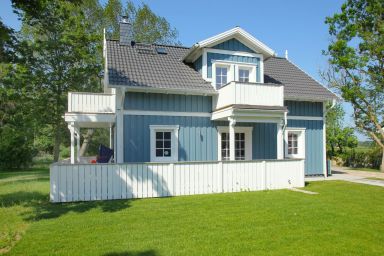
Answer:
155, 47, 167, 54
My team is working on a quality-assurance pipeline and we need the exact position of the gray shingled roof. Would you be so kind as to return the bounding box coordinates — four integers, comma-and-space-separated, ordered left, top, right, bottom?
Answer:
107, 40, 337, 101
107, 40, 215, 93
264, 57, 338, 101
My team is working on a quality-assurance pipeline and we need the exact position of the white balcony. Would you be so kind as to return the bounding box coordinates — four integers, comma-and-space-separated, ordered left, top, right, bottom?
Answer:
68, 92, 116, 113
215, 82, 284, 110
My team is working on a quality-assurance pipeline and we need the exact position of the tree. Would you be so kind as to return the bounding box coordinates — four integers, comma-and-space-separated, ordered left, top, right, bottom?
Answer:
326, 103, 358, 157
17, 0, 102, 161
324, 0, 384, 171
103, 0, 179, 45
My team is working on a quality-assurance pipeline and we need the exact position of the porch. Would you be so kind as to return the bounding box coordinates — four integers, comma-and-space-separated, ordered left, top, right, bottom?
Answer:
64, 92, 116, 164
50, 159, 305, 203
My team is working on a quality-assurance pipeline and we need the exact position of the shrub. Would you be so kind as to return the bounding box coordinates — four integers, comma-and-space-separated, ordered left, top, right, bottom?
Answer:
341, 147, 382, 170
0, 126, 36, 170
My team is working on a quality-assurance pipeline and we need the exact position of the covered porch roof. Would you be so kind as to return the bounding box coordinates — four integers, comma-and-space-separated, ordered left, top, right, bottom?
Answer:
64, 113, 115, 128
211, 104, 287, 123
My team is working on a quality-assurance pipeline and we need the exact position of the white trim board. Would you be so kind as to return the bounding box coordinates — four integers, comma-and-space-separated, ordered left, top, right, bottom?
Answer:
124, 110, 212, 118
287, 116, 323, 121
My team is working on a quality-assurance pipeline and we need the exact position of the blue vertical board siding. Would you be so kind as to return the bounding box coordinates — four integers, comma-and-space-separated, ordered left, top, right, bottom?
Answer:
285, 101, 323, 117
252, 123, 277, 159
124, 116, 278, 162
124, 115, 218, 162
212, 38, 255, 53
207, 52, 260, 82
124, 92, 212, 112
287, 120, 324, 175
193, 55, 202, 74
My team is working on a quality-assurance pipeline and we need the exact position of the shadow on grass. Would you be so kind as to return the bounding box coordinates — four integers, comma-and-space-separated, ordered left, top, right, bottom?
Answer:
0, 191, 132, 221
103, 250, 158, 256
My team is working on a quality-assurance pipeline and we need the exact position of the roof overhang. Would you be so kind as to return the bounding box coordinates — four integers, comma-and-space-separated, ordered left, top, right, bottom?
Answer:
183, 27, 276, 63
108, 84, 218, 96
212, 105, 287, 123
64, 113, 115, 128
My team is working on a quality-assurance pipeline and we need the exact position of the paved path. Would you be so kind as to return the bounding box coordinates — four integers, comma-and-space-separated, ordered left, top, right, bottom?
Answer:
305, 167, 384, 187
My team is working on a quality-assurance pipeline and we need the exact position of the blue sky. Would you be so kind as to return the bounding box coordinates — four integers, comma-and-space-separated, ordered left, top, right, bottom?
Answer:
0, 0, 366, 140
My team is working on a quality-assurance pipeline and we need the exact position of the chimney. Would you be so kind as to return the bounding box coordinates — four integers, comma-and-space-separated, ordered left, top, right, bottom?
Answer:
120, 16, 132, 45
285, 50, 289, 60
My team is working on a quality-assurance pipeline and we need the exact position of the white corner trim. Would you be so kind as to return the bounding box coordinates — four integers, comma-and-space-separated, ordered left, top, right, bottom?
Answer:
124, 110, 211, 118
149, 125, 179, 162
287, 116, 324, 121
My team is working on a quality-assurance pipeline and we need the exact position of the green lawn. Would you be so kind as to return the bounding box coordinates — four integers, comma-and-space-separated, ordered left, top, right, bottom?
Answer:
348, 167, 381, 172
1, 168, 384, 255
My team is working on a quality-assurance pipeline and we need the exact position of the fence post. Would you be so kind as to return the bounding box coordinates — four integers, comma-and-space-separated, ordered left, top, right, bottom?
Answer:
262, 160, 267, 190
170, 163, 175, 196
219, 161, 224, 192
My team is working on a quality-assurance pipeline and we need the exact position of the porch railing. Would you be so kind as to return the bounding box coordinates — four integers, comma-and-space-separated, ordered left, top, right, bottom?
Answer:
50, 159, 305, 203
68, 92, 115, 113
215, 82, 284, 109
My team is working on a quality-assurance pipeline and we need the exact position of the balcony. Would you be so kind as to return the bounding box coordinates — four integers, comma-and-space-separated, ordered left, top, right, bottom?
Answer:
68, 92, 115, 113
215, 82, 284, 110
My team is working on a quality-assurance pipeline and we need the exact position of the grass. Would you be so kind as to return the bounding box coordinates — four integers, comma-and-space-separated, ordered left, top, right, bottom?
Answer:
1, 169, 384, 255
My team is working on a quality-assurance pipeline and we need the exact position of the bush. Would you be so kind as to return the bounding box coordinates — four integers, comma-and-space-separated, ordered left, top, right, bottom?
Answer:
341, 147, 382, 170
0, 126, 36, 170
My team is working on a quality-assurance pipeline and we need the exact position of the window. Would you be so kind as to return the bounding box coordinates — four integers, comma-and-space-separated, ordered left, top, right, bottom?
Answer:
285, 128, 305, 158
156, 131, 172, 157
150, 125, 179, 162
287, 132, 298, 155
215, 66, 228, 87
239, 69, 250, 82
218, 127, 252, 161
221, 132, 245, 160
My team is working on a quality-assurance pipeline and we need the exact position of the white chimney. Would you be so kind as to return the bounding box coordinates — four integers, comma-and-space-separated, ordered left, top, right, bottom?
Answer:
285, 50, 289, 59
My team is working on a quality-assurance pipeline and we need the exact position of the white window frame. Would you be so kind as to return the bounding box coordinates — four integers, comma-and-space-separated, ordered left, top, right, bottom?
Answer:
217, 126, 253, 161
284, 128, 306, 159
150, 125, 179, 162
236, 63, 256, 83
212, 62, 234, 89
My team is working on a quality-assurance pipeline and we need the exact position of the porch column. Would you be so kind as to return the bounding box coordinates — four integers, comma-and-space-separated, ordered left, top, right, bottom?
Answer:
277, 121, 284, 159
229, 118, 236, 161
109, 124, 114, 149
75, 126, 80, 163
116, 88, 125, 163
68, 122, 75, 164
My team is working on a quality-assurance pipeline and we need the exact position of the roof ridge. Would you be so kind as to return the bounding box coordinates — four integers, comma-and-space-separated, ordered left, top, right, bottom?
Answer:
106, 39, 190, 49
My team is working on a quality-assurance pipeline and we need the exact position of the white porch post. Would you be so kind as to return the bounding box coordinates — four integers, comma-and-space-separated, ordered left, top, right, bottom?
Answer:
109, 124, 114, 149
116, 88, 125, 163
68, 122, 75, 164
229, 118, 236, 161
277, 121, 284, 159
75, 126, 80, 163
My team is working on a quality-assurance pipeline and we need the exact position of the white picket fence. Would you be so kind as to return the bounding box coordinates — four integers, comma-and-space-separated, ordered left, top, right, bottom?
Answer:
50, 159, 305, 203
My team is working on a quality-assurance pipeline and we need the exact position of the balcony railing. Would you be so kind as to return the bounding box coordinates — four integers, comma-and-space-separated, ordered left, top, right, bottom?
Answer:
68, 92, 115, 113
215, 82, 284, 109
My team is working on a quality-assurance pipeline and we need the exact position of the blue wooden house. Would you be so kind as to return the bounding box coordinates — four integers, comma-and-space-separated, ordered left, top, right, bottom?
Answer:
64, 19, 337, 177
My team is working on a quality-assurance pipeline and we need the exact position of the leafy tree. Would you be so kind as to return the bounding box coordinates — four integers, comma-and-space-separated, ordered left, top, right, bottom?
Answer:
16, 0, 103, 161
103, 0, 179, 45
323, 0, 384, 171
326, 103, 358, 157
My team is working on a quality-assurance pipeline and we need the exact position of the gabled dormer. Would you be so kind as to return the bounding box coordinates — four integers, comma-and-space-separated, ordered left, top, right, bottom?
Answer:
183, 27, 275, 89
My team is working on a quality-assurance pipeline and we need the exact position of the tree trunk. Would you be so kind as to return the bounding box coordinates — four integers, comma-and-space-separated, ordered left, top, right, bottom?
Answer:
53, 127, 62, 162
381, 150, 384, 172
79, 129, 94, 156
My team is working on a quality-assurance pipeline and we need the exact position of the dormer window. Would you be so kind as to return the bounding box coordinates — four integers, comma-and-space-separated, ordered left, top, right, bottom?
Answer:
215, 66, 228, 88
239, 69, 250, 82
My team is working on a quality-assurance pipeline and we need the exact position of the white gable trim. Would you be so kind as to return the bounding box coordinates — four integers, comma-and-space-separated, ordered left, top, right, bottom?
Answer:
184, 27, 275, 62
